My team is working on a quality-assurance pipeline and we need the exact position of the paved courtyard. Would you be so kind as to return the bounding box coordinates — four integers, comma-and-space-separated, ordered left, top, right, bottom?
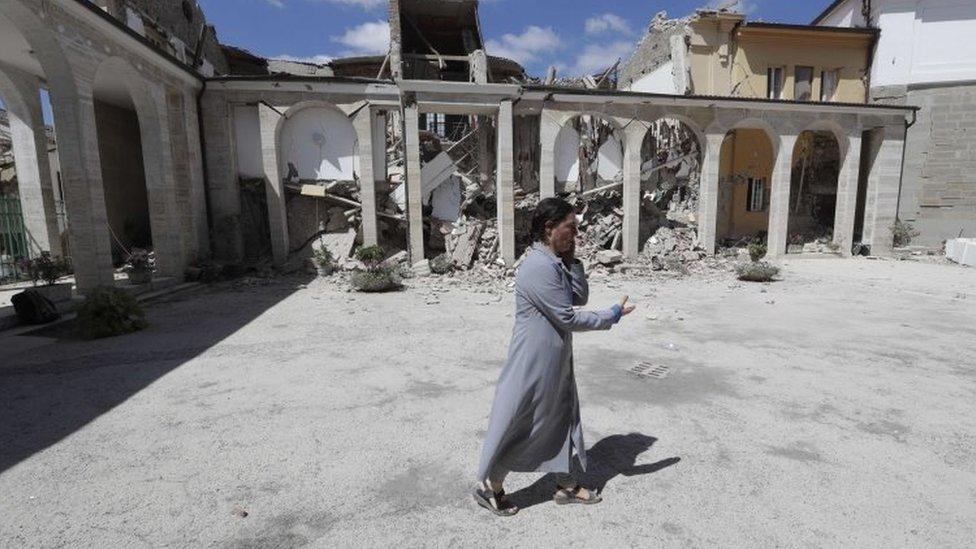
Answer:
1, 258, 974, 547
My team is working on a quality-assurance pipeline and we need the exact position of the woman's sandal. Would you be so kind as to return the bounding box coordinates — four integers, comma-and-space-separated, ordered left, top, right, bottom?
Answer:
553, 484, 602, 505
473, 484, 519, 516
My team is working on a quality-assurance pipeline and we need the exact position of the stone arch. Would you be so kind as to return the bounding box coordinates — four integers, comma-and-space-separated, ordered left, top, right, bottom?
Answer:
0, 0, 119, 289
554, 112, 625, 192
275, 101, 358, 182
92, 55, 182, 276
787, 121, 846, 254
637, 113, 707, 248
714, 118, 778, 246
798, 118, 850, 159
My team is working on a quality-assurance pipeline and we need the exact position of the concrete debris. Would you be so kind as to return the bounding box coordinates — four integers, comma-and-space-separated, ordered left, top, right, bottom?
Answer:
412, 259, 432, 277
595, 249, 623, 265
945, 238, 976, 267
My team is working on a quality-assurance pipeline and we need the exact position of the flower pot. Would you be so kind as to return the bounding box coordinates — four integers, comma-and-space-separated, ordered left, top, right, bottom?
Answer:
126, 270, 153, 285
32, 282, 73, 304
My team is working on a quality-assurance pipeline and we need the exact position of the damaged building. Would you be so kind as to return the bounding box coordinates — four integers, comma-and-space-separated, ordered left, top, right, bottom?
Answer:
0, 0, 921, 293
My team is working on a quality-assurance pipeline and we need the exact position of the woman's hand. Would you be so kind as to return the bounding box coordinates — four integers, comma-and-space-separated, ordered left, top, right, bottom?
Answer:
619, 295, 636, 316
558, 238, 577, 266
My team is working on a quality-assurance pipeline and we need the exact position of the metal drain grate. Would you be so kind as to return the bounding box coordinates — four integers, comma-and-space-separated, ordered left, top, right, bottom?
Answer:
628, 361, 670, 380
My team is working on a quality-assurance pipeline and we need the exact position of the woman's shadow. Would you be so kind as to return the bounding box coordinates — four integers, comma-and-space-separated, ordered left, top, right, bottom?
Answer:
505, 433, 679, 510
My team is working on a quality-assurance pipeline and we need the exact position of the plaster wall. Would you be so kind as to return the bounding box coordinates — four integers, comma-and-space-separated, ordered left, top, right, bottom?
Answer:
277, 106, 357, 181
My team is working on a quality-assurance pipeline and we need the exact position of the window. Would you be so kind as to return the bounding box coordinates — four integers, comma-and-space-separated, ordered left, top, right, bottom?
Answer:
747, 178, 765, 212
821, 69, 839, 102
766, 67, 784, 100
795, 66, 814, 101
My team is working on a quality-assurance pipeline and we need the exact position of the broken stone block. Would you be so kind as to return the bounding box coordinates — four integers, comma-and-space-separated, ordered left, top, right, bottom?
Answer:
382, 250, 408, 267
596, 249, 624, 265
412, 259, 432, 277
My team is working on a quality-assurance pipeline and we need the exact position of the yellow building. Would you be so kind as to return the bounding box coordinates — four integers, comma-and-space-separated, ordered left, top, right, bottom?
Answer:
680, 12, 877, 247
688, 14, 877, 103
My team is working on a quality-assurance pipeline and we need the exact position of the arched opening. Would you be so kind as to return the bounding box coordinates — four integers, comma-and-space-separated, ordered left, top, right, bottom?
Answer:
639, 117, 703, 253
0, 10, 66, 281
787, 130, 842, 254
275, 103, 361, 261
716, 127, 775, 247
92, 61, 153, 267
278, 105, 357, 182
554, 114, 623, 194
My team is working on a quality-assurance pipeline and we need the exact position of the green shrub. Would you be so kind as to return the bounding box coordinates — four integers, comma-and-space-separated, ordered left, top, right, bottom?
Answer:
891, 219, 920, 248
747, 242, 767, 262
430, 253, 454, 275
76, 286, 148, 339
312, 246, 334, 267
354, 245, 385, 266
349, 267, 402, 292
18, 252, 70, 286
735, 261, 780, 282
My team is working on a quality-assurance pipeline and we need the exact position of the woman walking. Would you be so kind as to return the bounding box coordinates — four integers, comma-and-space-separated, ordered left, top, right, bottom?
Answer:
473, 197, 635, 516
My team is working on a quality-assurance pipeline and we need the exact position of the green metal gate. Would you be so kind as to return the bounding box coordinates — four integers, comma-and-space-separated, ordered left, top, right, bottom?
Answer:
0, 195, 30, 282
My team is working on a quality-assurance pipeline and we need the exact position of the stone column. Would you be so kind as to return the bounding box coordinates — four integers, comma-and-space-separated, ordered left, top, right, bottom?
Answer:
862, 125, 906, 256
496, 99, 516, 266
697, 132, 725, 255
138, 86, 184, 279
0, 67, 61, 256
182, 89, 210, 258
371, 110, 387, 185
353, 107, 379, 247
539, 109, 560, 198
200, 92, 242, 262
258, 103, 288, 264
477, 115, 492, 188
766, 133, 797, 258
833, 131, 862, 256
402, 101, 424, 263
49, 83, 115, 291
622, 124, 645, 258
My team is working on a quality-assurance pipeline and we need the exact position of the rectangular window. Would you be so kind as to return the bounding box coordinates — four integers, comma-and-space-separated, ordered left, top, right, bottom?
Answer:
767, 67, 784, 99
821, 69, 839, 102
747, 178, 765, 212
795, 66, 814, 101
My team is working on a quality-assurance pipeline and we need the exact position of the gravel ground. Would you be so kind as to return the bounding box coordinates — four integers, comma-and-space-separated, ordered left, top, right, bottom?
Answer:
1, 257, 974, 548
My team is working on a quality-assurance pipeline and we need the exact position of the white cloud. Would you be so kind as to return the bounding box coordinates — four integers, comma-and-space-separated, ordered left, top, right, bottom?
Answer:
705, 0, 758, 14
584, 14, 632, 36
263, 0, 284, 7
331, 20, 390, 56
570, 40, 634, 76
271, 54, 334, 65
485, 26, 561, 66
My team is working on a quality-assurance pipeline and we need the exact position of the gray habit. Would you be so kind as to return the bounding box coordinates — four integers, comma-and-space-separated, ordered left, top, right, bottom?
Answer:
477, 242, 619, 481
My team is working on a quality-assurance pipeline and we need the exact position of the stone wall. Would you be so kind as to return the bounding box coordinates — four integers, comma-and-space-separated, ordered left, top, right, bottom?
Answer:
877, 83, 976, 247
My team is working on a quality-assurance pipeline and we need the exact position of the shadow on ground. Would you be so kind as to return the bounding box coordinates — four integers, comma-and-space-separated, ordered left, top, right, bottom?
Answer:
506, 433, 680, 510
0, 274, 313, 474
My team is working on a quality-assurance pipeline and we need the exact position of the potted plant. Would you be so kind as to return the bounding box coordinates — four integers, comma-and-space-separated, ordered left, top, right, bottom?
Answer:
123, 248, 154, 284
17, 252, 73, 303
311, 246, 335, 277
349, 245, 402, 292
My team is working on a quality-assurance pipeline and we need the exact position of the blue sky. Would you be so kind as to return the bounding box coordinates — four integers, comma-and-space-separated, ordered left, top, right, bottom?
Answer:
200, 0, 828, 77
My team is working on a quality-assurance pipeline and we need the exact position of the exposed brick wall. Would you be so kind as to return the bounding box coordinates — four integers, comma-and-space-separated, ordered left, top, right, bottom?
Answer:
620, 13, 689, 90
